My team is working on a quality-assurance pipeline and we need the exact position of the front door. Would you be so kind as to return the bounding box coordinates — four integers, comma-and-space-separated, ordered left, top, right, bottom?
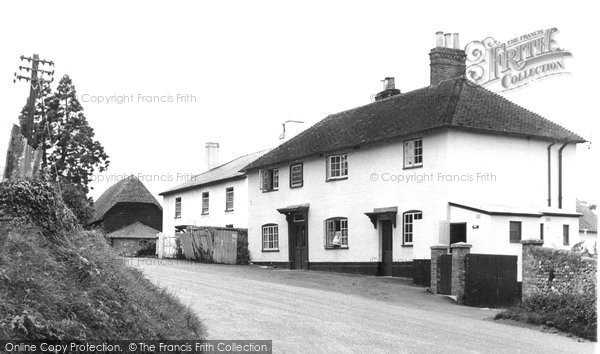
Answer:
450, 222, 467, 245
290, 216, 308, 269
381, 220, 393, 276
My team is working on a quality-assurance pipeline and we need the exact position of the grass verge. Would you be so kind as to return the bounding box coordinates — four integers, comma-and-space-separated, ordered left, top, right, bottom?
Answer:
495, 293, 597, 341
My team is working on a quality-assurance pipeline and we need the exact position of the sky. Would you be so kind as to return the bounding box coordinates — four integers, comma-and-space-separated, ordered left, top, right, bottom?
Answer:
0, 0, 598, 205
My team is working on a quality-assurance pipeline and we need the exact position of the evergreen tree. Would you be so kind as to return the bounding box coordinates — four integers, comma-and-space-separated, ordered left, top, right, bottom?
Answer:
19, 75, 110, 194
18, 75, 109, 224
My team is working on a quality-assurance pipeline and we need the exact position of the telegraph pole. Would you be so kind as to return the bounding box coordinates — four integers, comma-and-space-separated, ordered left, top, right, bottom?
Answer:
14, 54, 55, 140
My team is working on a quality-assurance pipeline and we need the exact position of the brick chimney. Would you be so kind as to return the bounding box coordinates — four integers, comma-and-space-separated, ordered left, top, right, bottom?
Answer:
205, 142, 219, 170
429, 31, 466, 85
374, 77, 401, 101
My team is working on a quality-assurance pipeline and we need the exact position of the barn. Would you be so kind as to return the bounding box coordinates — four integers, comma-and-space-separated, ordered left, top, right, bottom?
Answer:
90, 175, 163, 255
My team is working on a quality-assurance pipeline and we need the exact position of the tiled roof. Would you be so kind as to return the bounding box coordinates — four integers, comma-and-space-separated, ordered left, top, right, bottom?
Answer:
577, 199, 598, 233
91, 175, 162, 223
159, 150, 269, 196
243, 77, 585, 171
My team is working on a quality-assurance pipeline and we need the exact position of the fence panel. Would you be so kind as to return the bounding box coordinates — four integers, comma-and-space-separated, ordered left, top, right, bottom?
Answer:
178, 227, 241, 264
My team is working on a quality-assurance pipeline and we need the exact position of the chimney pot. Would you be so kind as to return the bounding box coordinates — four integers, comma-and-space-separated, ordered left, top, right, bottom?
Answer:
429, 31, 467, 85
383, 77, 395, 90
205, 142, 220, 170
444, 33, 452, 48
453, 33, 460, 49
435, 31, 444, 47
374, 77, 401, 101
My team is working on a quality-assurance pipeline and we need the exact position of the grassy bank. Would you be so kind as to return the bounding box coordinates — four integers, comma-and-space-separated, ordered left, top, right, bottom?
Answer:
0, 227, 205, 340
0, 179, 205, 340
495, 293, 597, 341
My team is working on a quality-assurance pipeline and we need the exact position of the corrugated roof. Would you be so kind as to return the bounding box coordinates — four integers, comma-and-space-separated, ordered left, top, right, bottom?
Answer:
159, 150, 269, 196
107, 221, 160, 239
577, 199, 598, 233
91, 175, 162, 223
243, 77, 585, 171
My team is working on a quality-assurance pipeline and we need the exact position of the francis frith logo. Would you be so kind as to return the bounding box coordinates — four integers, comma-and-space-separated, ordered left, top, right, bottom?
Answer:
465, 28, 571, 91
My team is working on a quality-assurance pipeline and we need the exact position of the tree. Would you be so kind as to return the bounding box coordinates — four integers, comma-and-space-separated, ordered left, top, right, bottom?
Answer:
18, 75, 109, 224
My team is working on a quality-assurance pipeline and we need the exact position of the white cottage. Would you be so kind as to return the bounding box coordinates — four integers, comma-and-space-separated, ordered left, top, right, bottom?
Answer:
160, 146, 267, 236
241, 33, 586, 280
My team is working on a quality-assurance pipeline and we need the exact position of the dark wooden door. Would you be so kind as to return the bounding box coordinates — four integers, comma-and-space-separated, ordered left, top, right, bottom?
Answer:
450, 222, 467, 245
291, 222, 308, 269
464, 254, 518, 307
381, 220, 393, 276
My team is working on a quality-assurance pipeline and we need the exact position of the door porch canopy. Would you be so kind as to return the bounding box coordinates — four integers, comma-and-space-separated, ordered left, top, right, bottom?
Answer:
365, 206, 398, 229
277, 203, 310, 221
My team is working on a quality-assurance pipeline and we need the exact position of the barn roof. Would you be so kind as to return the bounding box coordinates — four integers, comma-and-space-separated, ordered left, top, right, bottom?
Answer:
91, 175, 162, 223
159, 150, 268, 196
243, 77, 585, 171
107, 221, 160, 239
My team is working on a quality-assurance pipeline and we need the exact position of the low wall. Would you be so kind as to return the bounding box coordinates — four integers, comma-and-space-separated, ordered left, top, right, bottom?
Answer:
521, 239, 597, 299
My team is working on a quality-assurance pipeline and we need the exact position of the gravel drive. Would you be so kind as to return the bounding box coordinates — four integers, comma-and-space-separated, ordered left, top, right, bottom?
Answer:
133, 259, 595, 353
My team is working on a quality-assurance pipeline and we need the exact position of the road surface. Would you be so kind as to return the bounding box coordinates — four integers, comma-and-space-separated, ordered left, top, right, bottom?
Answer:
134, 259, 595, 353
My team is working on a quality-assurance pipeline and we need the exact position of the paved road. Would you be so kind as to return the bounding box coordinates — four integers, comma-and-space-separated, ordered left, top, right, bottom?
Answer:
134, 259, 595, 353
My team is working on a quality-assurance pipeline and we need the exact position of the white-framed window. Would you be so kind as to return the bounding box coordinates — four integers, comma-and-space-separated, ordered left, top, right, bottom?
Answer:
262, 224, 279, 251
324, 217, 348, 248
327, 154, 348, 180
225, 187, 234, 211
290, 163, 303, 188
174, 197, 182, 219
404, 138, 423, 168
260, 168, 279, 191
403, 211, 422, 245
202, 192, 209, 214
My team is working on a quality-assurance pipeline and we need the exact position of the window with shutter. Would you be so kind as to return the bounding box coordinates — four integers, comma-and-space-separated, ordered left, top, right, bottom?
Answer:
260, 169, 279, 191
404, 138, 423, 168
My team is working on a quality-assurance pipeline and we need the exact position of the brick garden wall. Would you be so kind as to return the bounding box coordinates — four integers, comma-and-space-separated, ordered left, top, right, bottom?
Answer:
522, 240, 596, 299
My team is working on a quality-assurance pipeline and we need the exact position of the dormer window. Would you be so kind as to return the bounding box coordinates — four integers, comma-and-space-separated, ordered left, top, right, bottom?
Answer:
404, 138, 423, 168
260, 168, 279, 192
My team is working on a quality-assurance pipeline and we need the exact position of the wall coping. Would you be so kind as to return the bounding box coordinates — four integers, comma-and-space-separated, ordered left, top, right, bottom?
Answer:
450, 242, 472, 249
430, 245, 448, 250
520, 239, 544, 246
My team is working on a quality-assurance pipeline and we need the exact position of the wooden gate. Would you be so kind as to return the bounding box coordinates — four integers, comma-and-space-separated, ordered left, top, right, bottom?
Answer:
157, 233, 177, 258
439, 254, 452, 295
464, 254, 518, 307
